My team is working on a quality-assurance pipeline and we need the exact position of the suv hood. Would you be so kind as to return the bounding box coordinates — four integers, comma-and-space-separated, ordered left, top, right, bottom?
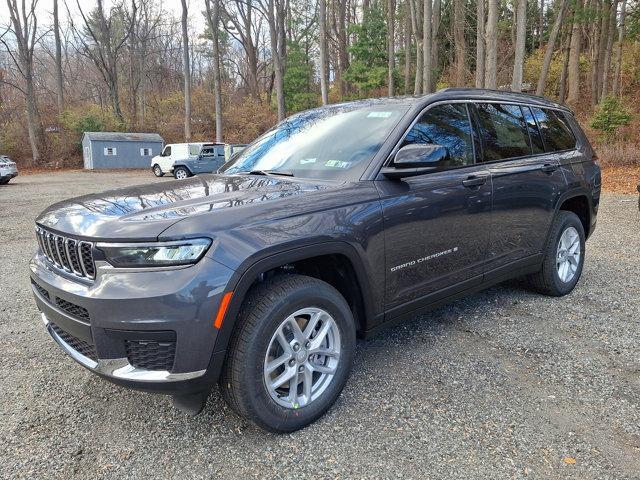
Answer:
36, 174, 338, 241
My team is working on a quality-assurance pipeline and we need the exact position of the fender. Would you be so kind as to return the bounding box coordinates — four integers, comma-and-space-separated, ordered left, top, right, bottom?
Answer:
172, 163, 193, 174
211, 241, 378, 356
553, 187, 596, 236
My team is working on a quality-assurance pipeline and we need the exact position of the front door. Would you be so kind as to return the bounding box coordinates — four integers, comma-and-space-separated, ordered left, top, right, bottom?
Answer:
375, 103, 493, 312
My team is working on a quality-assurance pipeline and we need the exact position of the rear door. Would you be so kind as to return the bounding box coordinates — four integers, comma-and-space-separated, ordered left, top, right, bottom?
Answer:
376, 103, 493, 312
472, 103, 567, 273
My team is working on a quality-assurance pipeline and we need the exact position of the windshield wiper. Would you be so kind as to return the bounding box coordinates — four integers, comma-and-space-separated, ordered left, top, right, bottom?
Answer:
239, 170, 295, 177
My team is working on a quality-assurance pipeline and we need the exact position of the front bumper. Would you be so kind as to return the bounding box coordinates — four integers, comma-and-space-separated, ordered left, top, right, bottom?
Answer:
0, 167, 17, 180
30, 252, 234, 394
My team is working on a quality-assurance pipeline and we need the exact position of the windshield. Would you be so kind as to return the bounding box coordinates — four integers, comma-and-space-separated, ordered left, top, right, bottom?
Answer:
220, 103, 408, 181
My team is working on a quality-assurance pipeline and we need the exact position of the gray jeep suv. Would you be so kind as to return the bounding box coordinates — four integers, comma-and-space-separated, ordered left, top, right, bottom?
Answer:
30, 89, 600, 432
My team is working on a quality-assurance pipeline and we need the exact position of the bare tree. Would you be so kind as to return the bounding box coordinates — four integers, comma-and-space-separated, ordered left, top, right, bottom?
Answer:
601, 0, 619, 97
205, 0, 223, 142
511, 0, 527, 91
484, 0, 498, 88
180, 0, 191, 140
70, 0, 137, 122
453, 0, 466, 86
318, 0, 329, 104
612, 0, 627, 96
404, 3, 411, 94
536, 0, 570, 95
2, 0, 44, 162
388, 0, 395, 96
53, 0, 64, 113
476, 0, 485, 87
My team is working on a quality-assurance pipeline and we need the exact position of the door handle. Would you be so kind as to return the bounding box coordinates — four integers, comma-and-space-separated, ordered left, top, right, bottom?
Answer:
462, 175, 489, 188
540, 163, 559, 173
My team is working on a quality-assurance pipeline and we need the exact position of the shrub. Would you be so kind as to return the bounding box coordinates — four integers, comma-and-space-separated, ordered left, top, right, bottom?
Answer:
590, 96, 632, 141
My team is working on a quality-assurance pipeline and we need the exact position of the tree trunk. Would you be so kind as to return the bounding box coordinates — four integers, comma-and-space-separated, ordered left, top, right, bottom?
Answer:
559, 26, 571, 102
511, 0, 527, 91
388, 0, 395, 96
181, 0, 192, 141
319, 0, 329, 104
590, 0, 602, 106
595, 0, 611, 100
205, 0, 224, 142
422, 0, 432, 93
336, 0, 350, 98
476, 0, 485, 87
566, 2, 582, 105
537, 0, 570, 95
601, 0, 618, 97
431, 0, 441, 86
485, 0, 498, 88
267, 0, 286, 120
612, 0, 627, 96
53, 0, 64, 114
404, 3, 412, 94
453, 0, 466, 86
539, 0, 545, 48
409, 0, 423, 94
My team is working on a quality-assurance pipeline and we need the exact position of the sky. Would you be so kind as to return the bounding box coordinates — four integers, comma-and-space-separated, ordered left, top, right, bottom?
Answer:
0, 0, 207, 31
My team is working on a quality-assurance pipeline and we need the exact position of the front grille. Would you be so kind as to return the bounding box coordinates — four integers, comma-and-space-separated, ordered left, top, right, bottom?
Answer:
31, 280, 49, 300
50, 323, 97, 361
36, 227, 96, 279
125, 340, 176, 372
55, 297, 90, 322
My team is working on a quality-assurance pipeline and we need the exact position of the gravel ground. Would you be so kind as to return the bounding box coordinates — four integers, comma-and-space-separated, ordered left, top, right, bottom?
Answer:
0, 170, 639, 480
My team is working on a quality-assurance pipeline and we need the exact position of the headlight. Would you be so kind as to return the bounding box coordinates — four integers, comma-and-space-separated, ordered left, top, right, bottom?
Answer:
97, 238, 212, 268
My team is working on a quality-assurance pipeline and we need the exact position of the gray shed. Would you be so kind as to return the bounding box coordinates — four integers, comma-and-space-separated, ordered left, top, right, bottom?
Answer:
82, 132, 164, 169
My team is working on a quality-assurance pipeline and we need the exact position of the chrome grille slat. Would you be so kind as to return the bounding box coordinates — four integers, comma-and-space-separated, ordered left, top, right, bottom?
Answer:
35, 227, 96, 280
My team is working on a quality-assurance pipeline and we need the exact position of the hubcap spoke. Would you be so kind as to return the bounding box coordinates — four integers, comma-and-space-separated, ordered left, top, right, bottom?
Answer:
271, 366, 296, 390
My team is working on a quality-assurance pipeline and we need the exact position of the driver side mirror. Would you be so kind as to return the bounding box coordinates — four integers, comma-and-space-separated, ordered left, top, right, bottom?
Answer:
382, 144, 449, 179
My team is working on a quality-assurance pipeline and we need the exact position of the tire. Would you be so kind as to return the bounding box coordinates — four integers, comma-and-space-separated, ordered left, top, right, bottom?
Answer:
152, 164, 164, 177
0, 178, 9, 185
220, 274, 356, 433
174, 166, 191, 180
525, 211, 585, 296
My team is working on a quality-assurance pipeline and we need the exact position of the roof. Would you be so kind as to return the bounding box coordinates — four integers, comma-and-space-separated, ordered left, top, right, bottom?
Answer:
82, 132, 164, 143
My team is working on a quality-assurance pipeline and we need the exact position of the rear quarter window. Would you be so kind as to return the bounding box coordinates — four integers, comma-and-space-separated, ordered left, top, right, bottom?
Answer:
531, 108, 577, 151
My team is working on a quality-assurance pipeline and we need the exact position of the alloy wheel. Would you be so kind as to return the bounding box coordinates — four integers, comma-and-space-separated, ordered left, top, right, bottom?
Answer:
556, 226, 581, 283
263, 307, 341, 409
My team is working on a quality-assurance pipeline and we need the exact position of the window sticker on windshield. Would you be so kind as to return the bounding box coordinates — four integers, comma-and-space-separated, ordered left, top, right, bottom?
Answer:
325, 160, 351, 168
299, 158, 317, 164
367, 111, 393, 118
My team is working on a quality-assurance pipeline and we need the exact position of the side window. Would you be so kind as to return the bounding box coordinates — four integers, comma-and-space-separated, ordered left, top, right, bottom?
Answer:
402, 103, 474, 168
162, 146, 171, 157
475, 103, 531, 161
189, 144, 201, 156
216, 147, 225, 157
531, 108, 577, 151
104, 147, 117, 156
521, 106, 545, 154
140, 147, 152, 156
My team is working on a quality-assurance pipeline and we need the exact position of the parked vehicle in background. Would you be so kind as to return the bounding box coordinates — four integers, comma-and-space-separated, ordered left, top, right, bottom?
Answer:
151, 142, 216, 177
173, 144, 226, 179
30, 89, 600, 433
224, 144, 247, 160
0, 155, 18, 184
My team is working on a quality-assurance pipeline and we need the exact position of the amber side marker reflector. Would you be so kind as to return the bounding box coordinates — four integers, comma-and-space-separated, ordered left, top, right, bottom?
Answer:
214, 292, 233, 329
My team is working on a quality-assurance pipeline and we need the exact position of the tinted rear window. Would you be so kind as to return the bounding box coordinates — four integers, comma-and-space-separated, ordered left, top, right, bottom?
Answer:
530, 108, 576, 151
521, 106, 545, 154
475, 103, 531, 161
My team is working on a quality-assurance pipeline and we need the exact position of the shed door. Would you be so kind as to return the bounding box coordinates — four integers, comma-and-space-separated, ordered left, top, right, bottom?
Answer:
84, 146, 92, 169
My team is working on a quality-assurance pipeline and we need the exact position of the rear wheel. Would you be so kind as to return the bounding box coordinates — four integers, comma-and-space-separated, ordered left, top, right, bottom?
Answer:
0, 178, 9, 185
174, 167, 191, 180
525, 211, 585, 296
152, 164, 164, 177
220, 274, 356, 433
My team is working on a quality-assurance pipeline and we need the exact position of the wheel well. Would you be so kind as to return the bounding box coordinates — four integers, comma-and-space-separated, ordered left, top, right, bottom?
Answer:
559, 195, 590, 235
252, 254, 367, 334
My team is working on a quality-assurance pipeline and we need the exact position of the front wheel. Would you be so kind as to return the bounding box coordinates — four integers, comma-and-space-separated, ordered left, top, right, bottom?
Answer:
525, 211, 585, 296
220, 274, 356, 433
174, 167, 191, 180
152, 164, 164, 177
